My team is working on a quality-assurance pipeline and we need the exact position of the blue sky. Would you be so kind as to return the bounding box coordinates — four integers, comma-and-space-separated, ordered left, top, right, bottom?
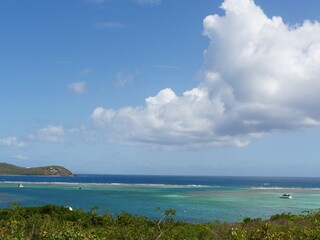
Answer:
1, 0, 320, 176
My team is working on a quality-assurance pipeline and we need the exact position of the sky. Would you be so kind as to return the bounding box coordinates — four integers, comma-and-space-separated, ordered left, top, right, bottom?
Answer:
1, 0, 320, 176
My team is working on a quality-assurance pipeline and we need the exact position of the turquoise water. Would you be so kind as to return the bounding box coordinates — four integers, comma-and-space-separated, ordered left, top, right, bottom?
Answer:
0, 175, 320, 222
1, 179, 320, 222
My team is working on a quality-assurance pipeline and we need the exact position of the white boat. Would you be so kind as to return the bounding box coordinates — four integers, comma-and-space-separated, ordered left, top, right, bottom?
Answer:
18, 183, 24, 188
280, 193, 292, 199
65, 206, 73, 211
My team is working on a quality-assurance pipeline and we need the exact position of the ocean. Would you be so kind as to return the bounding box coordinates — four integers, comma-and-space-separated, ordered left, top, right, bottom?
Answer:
0, 175, 320, 222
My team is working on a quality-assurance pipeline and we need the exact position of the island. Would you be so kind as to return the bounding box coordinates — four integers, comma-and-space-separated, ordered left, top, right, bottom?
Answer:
0, 163, 74, 176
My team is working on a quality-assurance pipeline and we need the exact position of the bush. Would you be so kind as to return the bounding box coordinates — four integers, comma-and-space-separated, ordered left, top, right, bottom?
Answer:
0, 205, 319, 239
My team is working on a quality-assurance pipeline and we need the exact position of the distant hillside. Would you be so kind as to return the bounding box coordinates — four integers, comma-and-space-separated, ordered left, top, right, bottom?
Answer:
0, 163, 74, 176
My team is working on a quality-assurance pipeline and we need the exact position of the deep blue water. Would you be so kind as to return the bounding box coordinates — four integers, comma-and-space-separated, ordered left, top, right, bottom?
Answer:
1, 175, 320, 222
2, 174, 320, 188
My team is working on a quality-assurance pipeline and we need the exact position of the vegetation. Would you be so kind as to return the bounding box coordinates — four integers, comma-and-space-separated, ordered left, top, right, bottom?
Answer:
0, 205, 320, 239
0, 163, 73, 176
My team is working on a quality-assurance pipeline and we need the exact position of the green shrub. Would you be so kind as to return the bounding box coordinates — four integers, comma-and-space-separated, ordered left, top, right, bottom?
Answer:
0, 205, 319, 239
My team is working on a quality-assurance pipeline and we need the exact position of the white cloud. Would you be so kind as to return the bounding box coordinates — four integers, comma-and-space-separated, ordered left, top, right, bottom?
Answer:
35, 125, 65, 143
0, 137, 26, 148
0, 126, 67, 148
133, 0, 161, 6
68, 81, 86, 94
91, 0, 320, 148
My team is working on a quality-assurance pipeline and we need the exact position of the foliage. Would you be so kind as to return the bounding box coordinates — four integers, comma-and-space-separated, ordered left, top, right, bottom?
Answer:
0, 162, 73, 176
0, 205, 320, 239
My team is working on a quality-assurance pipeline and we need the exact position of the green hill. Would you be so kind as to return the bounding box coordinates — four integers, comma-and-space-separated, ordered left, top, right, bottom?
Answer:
0, 163, 73, 176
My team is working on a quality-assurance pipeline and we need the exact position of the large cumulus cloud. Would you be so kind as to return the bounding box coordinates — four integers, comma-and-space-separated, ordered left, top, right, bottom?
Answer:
91, 0, 320, 148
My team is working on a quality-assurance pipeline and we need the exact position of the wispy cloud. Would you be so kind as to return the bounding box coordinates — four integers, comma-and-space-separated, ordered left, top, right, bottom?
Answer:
68, 126, 97, 142
114, 72, 134, 88
133, 0, 161, 6
68, 81, 86, 94
0, 137, 26, 148
91, 0, 320, 149
13, 155, 29, 160
78, 67, 91, 77
33, 125, 65, 143
94, 22, 126, 30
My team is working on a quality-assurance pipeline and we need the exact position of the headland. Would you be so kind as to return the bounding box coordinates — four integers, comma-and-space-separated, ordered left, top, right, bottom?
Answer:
0, 163, 73, 176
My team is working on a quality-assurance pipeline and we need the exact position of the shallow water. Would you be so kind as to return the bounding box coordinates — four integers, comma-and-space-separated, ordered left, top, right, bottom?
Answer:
1, 175, 320, 222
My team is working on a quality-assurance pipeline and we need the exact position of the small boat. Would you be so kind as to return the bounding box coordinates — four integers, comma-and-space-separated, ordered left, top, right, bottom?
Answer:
65, 206, 73, 211
78, 186, 82, 190
280, 193, 292, 199
18, 183, 24, 188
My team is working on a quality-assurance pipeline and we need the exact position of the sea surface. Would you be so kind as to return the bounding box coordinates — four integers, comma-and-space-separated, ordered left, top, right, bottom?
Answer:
1, 175, 320, 222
